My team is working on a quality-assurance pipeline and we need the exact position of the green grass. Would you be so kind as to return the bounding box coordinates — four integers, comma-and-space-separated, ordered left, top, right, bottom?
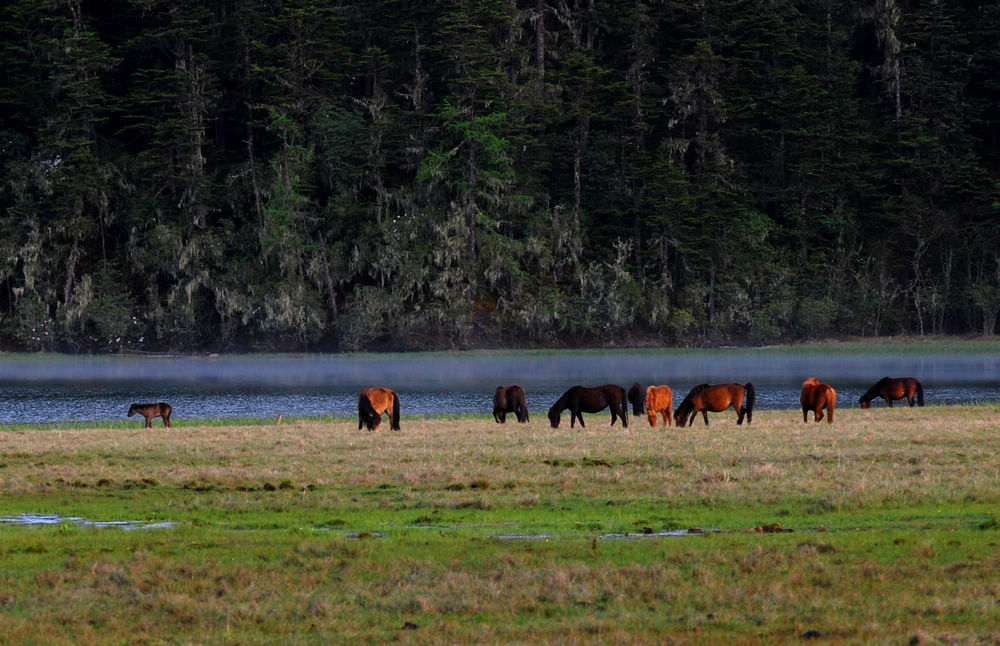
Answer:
2, 407, 1000, 643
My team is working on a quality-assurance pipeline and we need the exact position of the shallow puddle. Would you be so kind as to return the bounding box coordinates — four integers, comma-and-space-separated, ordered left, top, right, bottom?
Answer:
0, 513, 176, 530
495, 528, 705, 541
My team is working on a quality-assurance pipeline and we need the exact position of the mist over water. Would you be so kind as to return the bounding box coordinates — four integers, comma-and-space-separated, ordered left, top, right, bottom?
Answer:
0, 350, 996, 424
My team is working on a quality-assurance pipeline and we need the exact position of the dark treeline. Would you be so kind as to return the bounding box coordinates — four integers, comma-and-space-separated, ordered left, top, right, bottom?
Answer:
1, 1, 998, 353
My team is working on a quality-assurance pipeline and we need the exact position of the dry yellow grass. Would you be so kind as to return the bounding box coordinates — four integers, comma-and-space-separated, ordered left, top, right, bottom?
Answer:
3, 405, 998, 518
3, 406, 1000, 644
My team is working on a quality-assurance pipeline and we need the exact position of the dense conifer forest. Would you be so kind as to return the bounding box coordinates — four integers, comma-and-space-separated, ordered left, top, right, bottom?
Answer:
1, 1, 998, 352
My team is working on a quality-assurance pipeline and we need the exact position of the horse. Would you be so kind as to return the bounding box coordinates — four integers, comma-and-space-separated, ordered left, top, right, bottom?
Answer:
627, 382, 646, 417
859, 377, 924, 408
358, 387, 401, 431
800, 377, 836, 424
674, 382, 755, 427
493, 385, 529, 423
127, 402, 172, 428
548, 385, 628, 429
644, 385, 673, 427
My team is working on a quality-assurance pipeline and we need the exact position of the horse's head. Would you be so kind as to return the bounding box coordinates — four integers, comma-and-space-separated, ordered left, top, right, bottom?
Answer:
646, 410, 658, 427
547, 407, 561, 428
127, 404, 138, 417
674, 407, 688, 427
859, 398, 870, 409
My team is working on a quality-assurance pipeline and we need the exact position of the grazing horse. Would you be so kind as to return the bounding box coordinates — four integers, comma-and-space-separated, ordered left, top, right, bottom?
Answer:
548, 385, 628, 429
674, 382, 755, 427
644, 385, 673, 427
358, 387, 401, 431
859, 377, 924, 408
627, 382, 646, 417
493, 385, 529, 423
800, 378, 836, 424
127, 402, 172, 428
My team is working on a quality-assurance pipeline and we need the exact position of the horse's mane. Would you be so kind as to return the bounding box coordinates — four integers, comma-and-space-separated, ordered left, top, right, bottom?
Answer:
802, 377, 819, 388
676, 384, 709, 414
859, 377, 890, 402
548, 386, 580, 417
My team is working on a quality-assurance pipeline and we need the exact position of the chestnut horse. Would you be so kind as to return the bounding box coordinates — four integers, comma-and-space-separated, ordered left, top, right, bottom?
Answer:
859, 377, 924, 408
627, 382, 646, 417
675, 382, 755, 427
493, 385, 529, 423
127, 402, 172, 428
548, 385, 628, 429
800, 378, 836, 423
644, 385, 673, 427
358, 387, 401, 431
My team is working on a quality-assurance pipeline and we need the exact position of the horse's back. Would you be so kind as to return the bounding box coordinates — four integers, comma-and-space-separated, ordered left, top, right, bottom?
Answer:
362, 387, 396, 414
645, 385, 673, 410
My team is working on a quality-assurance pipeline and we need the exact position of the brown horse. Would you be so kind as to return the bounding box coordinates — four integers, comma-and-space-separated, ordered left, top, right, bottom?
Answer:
127, 402, 172, 428
800, 378, 836, 424
548, 385, 628, 428
859, 377, 924, 408
627, 382, 646, 416
675, 382, 755, 427
644, 385, 673, 427
358, 387, 401, 431
493, 385, 529, 423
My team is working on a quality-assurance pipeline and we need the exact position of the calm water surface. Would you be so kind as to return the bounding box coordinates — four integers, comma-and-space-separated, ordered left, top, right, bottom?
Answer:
0, 350, 997, 424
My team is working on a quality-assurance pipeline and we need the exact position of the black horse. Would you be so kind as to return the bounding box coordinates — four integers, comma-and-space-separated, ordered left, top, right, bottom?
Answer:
493, 385, 529, 423
626, 382, 646, 417
548, 385, 628, 429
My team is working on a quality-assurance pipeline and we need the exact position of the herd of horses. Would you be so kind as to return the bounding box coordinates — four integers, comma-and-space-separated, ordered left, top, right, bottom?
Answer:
126, 376, 925, 430
360, 375, 922, 431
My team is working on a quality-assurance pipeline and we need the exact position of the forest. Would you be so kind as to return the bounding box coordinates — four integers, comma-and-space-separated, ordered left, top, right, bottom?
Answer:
0, 0, 998, 353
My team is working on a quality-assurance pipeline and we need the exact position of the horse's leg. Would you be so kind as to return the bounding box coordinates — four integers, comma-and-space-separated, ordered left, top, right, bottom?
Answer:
665, 408, 672, 427
701, 410, 709, 426
163, 412, 171, 427
144, 414, 152, 428
575, 410, 585, 428
815, 409, 824, 423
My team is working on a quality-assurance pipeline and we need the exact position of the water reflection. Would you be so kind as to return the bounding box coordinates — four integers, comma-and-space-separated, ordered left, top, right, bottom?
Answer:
0, 351, 996, 424
0, 513, 176, 530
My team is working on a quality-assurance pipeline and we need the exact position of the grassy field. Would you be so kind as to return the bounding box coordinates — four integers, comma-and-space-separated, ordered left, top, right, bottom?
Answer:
2, 405, 1000, 644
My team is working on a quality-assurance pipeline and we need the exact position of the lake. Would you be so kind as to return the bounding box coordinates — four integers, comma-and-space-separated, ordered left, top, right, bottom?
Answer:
0, 348, 997, 424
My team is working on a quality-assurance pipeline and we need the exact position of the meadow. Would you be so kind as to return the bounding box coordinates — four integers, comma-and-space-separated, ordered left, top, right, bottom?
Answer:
2, 404, 1000, 644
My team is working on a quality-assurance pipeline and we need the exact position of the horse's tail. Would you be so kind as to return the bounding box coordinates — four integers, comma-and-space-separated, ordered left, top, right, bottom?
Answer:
916, 380, 924, 406
390, 392, 401, 430
517, 393, 530, 423
744, 382, 755, 424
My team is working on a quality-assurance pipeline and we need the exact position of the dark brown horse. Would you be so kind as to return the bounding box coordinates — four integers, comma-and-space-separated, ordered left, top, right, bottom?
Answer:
859, 377, 924, 408
627, 382, 646, 417
644, 385, 673, 428
127, 402, 172, 428
358, 387, 401, 431
493, 385, 529, 423
548, 385, 628, 429
800, 377, 836, 424
674, 382, 755, 427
